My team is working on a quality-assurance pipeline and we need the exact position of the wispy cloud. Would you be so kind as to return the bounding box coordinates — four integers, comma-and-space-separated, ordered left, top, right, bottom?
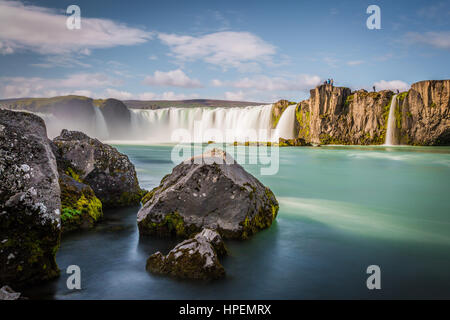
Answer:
405, 31, 450, 49
347, 60, 364, 66
0, 0, 152, 55
0, 73, 121, 98
212, 74, 321, 92
158, 31, 276, 72
143, 69, 202, 88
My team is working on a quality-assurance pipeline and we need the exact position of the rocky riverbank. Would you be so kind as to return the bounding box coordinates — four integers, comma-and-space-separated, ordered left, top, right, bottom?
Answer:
0, 110, 144, 290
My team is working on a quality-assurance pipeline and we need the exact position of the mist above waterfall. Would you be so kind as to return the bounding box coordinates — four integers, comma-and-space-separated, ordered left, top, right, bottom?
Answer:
24, 103, 297, 143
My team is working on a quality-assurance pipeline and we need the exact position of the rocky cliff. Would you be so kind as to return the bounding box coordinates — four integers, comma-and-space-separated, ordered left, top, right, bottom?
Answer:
396, 80, 450, 145
287, 80, 449, 145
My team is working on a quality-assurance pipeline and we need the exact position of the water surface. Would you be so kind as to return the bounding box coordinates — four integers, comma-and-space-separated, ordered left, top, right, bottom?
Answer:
25, 145, 450, 299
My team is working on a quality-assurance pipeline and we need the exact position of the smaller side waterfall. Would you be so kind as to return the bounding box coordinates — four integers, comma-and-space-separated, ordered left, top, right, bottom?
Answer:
93, 107, 109, 140
274, 105, 297, 140
385, 94, 398, 146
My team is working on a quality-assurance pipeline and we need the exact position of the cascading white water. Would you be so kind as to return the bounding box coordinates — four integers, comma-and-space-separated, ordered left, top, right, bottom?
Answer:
93, 107, 109, 140
18, 106, 110, 140
274, 105, 297, 140
15, 103, 300, 143
129, 105, 275, 143
385, 94, 398, 146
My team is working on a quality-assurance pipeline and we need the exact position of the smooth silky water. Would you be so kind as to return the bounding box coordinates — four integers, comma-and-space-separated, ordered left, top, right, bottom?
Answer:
24, 145, 450, 299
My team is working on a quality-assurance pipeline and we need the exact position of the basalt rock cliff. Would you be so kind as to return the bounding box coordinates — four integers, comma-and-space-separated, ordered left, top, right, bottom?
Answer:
288, 80, 449, 145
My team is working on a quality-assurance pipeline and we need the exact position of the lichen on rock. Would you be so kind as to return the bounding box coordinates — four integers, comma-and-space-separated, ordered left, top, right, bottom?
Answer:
146, 228, 226, 280
0, 110, 61, 287
52, 129, 142, 208
138, 148, 278, 240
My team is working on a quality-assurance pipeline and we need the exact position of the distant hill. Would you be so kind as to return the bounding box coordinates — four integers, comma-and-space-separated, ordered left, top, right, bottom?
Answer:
0, 96, 268, 111
123, 99, 267, 109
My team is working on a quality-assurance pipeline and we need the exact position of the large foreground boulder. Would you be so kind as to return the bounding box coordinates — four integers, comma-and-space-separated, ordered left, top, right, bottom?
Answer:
138, 149, 279, 239
0, 110, 61, 287
59, 173, 103, 233
52, 129, 142, 208
146, 228, 226, 280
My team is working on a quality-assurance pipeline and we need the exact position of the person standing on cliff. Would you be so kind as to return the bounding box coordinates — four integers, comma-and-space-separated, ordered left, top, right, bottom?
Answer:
373, 86, 376, 92
331, 79, 334, 87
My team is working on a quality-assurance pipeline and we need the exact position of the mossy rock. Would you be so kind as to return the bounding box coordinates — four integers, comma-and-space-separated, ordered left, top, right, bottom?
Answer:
138, 149, 279, 240
59, 174, 103, 233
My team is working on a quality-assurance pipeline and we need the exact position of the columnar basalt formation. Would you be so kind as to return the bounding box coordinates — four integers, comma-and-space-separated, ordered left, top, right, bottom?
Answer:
286, 80, 449, 145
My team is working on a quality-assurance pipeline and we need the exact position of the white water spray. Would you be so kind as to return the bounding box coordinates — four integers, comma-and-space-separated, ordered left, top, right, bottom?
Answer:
93, 107, 109, 140
274, 105, 297, 140
385, 94, 398, 146
129, 105, 275, 143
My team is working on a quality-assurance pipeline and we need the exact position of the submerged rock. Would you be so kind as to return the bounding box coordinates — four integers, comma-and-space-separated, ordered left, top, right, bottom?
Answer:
59, 173, 103, 233
146, 228, 226, 280
52, 129, 142, 208
138, 148, 278, 239
0, 285, 22, 300
0, 110, 61, 287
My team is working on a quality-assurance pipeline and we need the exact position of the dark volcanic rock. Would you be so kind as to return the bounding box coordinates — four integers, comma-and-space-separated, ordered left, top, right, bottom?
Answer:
146, 228, 226, 280
0, 110, 61, 287
53, 129, 142, 208
59, 173, 103, 233
138, 149, 279, 239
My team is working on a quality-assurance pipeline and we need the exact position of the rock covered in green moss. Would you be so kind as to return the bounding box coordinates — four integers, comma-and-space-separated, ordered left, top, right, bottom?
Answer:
278, 138, 311, 147
0, 110, 61, 288
138, 148, 278, 239
146, 228, 226, 280
59, 173, 103, 233
52, 129, 142, 208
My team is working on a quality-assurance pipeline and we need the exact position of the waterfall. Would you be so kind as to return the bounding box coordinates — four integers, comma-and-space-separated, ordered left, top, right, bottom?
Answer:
92, 107, 109, 140
274, 105, 297, 140
385, 94, 398, 146
129, 105, 275, 143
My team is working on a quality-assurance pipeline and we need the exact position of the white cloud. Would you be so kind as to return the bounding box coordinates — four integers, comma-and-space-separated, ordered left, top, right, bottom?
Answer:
215, 74, 321, 92
0, 73, 120, 98
0, 0, 152, 55
143, 69, 202, 88
347, 60, 364, 66
148, 55, 158, 60
104, 88, 134, 100
224, 91, 245, 101
373, 80, 410, 92
211, 79, 223, 87
101, 90, 200, 101
158, 31, 276, 71
405, 31, 450, 49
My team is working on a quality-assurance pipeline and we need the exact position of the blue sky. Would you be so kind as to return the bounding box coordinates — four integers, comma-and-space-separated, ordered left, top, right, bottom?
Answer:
0, 0, 449, 102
